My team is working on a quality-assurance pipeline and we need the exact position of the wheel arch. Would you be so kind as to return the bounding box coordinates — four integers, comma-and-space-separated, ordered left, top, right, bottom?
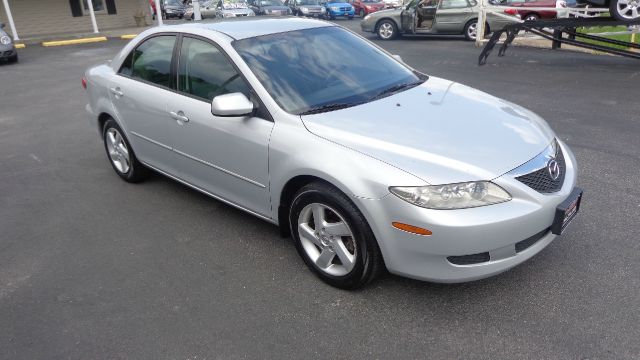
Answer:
465, 17, 490, 34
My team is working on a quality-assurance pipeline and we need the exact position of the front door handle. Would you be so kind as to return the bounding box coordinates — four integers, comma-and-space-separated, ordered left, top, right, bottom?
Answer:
110, 87, 124, 97
170, 111, 190, 123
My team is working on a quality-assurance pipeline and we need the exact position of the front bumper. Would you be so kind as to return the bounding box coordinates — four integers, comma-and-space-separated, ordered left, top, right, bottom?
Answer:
355, 140, 579, 283
327, 9, 355, 17
0, 45, 16, 59
360, 18, 375, 32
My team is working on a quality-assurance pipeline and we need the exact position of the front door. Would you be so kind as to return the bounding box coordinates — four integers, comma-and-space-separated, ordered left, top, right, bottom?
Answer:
167, 36, 274, 217
400, 0, 417, 33
415, 0, 439, 31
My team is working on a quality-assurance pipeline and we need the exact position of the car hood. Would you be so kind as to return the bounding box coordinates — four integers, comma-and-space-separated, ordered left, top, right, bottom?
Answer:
300, 77, 556, 184
368, 8, 400, 16
299, 4, 324, 8
326, 2, 352, 6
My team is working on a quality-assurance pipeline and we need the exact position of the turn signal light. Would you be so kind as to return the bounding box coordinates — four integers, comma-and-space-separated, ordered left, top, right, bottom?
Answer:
392, 222, 432, 236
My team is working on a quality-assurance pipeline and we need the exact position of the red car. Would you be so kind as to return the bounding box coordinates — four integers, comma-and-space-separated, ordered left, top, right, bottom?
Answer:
500, 0, 558, 21
351, 0, 385, 18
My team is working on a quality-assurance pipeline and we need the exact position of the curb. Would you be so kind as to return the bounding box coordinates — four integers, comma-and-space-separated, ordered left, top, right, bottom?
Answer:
120, 34, 138, 39
42, 36, 108, 47
15, 43, 26, 49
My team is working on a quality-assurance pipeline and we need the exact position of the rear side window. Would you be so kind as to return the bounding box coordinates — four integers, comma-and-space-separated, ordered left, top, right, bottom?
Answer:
177, 37, 250, 101
119, 35, 176, 88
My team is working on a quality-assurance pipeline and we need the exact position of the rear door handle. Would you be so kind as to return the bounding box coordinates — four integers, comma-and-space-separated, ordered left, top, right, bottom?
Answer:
110, 87, 124, 97
170, 111, 190, 123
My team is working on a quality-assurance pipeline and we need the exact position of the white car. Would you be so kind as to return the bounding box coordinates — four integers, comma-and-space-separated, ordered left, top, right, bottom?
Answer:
83, 18, 582, 289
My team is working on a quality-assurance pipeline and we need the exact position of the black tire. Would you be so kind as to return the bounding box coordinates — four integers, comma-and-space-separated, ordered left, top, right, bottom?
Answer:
102, 118, 149, 183
359, 9, 365, 17
289, 182, 384, 289
463, 19, 488, 41
524, 13, 539, 21
609, 0, 638, 20
376, 19, 398, 40
348, 15, 354, 19
8, 54, 18, 63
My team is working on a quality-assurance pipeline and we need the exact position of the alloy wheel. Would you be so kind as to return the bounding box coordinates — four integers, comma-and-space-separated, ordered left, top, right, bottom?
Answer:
105, 128, 131, 174
297, 203, 357, 276
378, 22, 394, 39
467, 22, 478, 40
616, 0, 640, 19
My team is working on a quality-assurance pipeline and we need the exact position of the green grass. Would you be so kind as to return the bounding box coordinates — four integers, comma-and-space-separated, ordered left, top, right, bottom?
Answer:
576, 25, 640, 50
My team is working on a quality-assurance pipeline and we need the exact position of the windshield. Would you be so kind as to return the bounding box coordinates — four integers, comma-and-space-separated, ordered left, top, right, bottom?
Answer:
221, 0, 249, 7
164, 0, 183, 5
233, 27, 424, 115
259, 0, 284, 5
298, 0, 320, 4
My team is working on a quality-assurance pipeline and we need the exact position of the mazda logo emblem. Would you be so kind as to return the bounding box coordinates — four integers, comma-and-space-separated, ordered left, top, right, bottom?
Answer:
547, 158, 561, 181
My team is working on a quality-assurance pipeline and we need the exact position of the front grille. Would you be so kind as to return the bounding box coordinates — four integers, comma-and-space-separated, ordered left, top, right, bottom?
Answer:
515, 228, 549, 253
340, 7, 350, 11
447, 252, 490, 265
516, 147, 566, 193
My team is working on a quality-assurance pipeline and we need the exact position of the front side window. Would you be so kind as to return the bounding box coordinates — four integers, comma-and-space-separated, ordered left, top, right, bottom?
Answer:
119, 35, 176, 89
233, 26, 423, 115
178, 37, 250, 101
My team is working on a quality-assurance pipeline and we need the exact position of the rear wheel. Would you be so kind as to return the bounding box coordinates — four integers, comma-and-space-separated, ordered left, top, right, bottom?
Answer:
376, 19, 398, 40
610, 0, 640, 20
524, 13, 539, 21
289, 182, 384, 289
102, 118, 149, 183
464, 19, 488, 41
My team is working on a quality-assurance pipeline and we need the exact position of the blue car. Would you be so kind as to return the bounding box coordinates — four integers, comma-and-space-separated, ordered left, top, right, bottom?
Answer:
324, 1, 355, 19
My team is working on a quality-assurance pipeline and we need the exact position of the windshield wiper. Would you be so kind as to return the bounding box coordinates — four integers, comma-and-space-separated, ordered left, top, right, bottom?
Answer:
369, 80, 425, 101
298, 102, 363, 115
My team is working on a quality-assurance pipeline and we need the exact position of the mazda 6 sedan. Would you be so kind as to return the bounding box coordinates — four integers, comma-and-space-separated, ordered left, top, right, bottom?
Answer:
84, 18, 582, 289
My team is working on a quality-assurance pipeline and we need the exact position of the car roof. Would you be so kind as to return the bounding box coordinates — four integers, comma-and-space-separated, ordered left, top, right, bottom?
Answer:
171, 17, 334, 40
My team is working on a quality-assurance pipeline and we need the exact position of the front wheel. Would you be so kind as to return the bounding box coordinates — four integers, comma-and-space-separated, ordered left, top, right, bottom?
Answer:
348, 15, 354, 19
376, 19, 398, 40
102, 119, 149, 183
609, 0, 640, 20
289, 182, 384, 289
8, 53, 18, 63
359, 9, 366, 17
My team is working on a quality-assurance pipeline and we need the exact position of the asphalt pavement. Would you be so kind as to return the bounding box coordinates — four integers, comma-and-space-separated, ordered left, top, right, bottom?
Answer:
1, 19, 639, 360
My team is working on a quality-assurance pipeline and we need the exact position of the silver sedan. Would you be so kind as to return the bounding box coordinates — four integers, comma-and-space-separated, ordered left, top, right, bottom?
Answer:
84, 18, 581, 289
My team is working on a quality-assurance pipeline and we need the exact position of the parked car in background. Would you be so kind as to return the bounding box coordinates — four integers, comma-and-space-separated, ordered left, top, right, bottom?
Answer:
361, 0, 518, 40
351, 0, 386, 17
248, 0, 293, 15
324, 1, 356, 18
216, 0, 256, 17
84, 18, 581, 289
159, 0, 187, 18
0, 23, 17, 64
285, 0, 327, 17
186, 0, 255, 18
496, 0, 558, 20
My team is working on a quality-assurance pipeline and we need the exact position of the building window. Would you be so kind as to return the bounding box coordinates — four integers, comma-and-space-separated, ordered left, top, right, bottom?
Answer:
83, 0, 107, 14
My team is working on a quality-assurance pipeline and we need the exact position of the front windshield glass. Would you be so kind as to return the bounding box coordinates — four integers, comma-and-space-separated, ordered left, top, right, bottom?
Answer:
298, 0, 320, 4
221, 0, 249, 7
259, 0, 284, 5
233, 27, 424, 115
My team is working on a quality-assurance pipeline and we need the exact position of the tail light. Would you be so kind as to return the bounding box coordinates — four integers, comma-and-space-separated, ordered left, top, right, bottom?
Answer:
82, 77, 87, 89
504, 8, 518, 15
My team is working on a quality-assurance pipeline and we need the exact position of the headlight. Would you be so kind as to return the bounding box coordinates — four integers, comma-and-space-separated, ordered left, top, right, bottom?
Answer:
389, 182, 511, 210
363, 13, 371, 20
0, 36, 11, 45
300, 6, 308, 12
349, 6, 354, 10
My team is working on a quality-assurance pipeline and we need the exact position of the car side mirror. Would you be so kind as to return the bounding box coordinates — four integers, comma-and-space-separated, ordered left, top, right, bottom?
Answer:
392, 54, 403, 62
211, 92, 254, 117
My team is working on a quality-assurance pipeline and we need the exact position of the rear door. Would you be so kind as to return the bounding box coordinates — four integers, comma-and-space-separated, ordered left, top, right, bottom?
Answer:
110, 34, 181, 174
166, 35, 274, 216
434, 0, 473, 33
